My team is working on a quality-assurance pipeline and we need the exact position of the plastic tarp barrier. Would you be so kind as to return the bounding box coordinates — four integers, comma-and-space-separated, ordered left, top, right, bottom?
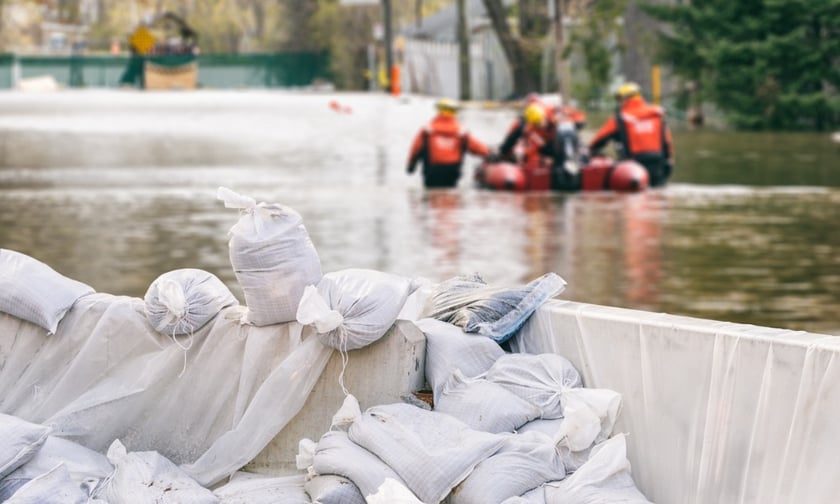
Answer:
0, 293, 334, 488
511, 300, 840, 504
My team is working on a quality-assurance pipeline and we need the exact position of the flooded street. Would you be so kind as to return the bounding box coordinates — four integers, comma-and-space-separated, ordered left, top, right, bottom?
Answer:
0, 90, 838, 335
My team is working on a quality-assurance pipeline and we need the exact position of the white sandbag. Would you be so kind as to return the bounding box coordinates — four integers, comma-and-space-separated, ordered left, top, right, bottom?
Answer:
0, 414, 51, 480
348, 403, 506, 504
420, 273, 566, 343
415, 318, 505, 402
0, 249, 94, 334
516, 419, 591, 474
296, 269, 416, 351
450, 431, 566, 504
396, 277, 434, 321
434, 370, 542, 433
518, 387, 622, 470
3, 434, 113, 496
501, 485, 546, 504
304, 474, 366, 504
144, 268, 238, 335
554, 388, 622, 452
543, 434, 652, 504
3, 463, 103, 504
0, 478, 28, 501
310, 430, 413, 499
212, 471, 309, 504
366, 477, 425, 504
486, 353, 582, 419
218, 187, 322, 326
95, 439, 219, 504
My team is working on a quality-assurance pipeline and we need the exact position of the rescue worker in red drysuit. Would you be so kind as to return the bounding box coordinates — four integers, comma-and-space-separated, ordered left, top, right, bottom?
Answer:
554, 99, 587, 131
588, 82, 675, 187
407, 98, 491, 188
497, 99, 560, 168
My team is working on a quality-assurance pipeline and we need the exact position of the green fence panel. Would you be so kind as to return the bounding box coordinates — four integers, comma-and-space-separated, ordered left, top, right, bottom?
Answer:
0, 54, 15, 89
2, 52, 329, 89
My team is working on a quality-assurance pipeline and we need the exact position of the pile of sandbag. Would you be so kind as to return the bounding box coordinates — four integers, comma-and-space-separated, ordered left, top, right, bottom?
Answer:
297, 317, 653, 504
0, 413, 312, 503
0, 187, 650, 502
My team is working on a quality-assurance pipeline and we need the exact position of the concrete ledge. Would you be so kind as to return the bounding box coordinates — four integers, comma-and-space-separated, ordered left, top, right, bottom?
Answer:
245, 319, 426, 473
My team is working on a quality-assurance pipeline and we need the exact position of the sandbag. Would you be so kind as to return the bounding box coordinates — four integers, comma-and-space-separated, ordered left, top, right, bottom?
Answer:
0, 249, 94, 334
348, 403, 506, 504
434, 370, 542, 434
450, 431, 566, 504
415, 317, 505, 403
94, 439, 219, 504
2, 434, 113, 497
309, 430, 413, 499
218, 187, 321, 326
501, 485, 546, 504
296, 269, 416, 351
543, 434, 652, 504
366, 478, 425, 504
0, 414, 51, 480
144, 268, 238, 336
2, 463, 102, 504
304, 474, 366, 504
485, 353, 582, 419
421, 272, 566, 343
212, 471, 309, 504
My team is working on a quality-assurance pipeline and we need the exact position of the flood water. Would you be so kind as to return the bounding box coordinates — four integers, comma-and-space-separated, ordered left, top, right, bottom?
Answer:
0, 90, 838, 335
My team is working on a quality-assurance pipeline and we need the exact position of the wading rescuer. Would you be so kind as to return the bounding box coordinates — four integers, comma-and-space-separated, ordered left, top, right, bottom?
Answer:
406, 98, 491, 188
588, 82, 675, 187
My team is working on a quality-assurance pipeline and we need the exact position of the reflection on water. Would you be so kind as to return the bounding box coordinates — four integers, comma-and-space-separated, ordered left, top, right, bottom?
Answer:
0, 91, 838, 335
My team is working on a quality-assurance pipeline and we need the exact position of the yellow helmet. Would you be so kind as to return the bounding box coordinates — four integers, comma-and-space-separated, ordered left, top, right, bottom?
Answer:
523, 103, 546, 126
615, 82, 642, 100
435, 98, 460, 114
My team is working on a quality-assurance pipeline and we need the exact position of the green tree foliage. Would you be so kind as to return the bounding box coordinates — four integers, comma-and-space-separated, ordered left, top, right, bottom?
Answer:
643, 0, 840, 130
566, 0, 626, 104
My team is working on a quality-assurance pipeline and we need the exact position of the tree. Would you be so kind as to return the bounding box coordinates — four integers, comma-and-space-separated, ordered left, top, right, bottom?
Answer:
482, 0, 538, 96
643, 0, 840, 130
565, 0, 626, 105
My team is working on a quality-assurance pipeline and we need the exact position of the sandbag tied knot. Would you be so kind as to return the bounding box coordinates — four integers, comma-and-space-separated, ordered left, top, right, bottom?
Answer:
297, 285, 345, 334
217, 186, 257, 212
154, 277, 188, 333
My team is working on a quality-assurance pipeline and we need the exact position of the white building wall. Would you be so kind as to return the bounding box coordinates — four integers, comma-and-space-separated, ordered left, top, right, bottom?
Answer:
403, 27, 512, 101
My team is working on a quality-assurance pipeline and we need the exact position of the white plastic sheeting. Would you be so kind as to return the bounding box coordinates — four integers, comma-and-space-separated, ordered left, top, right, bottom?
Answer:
511, 300, 840, 504
0, 293, 334, 488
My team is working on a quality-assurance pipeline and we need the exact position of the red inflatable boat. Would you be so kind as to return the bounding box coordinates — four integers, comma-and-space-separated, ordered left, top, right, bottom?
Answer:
474, 155, 649, 193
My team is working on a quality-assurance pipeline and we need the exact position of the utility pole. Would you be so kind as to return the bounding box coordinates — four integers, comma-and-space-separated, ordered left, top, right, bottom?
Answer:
416, 0, 423, 29
457, 0, 470, 100
382, 0, 394, 92
553, 0, 567, 100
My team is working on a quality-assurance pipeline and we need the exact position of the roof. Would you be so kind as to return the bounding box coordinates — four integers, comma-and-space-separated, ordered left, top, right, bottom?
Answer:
401, 0, 514, 42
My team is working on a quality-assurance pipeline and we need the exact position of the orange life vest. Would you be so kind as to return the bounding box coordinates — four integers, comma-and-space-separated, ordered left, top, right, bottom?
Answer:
617, 98, 667, 155
423, 115, 468, 166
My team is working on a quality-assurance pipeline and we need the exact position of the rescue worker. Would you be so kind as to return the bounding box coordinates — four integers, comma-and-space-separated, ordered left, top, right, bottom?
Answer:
555, 98, 586, 131
498, 99, 559, 167
588, 82, 675, 187
407, 98, 491, 188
